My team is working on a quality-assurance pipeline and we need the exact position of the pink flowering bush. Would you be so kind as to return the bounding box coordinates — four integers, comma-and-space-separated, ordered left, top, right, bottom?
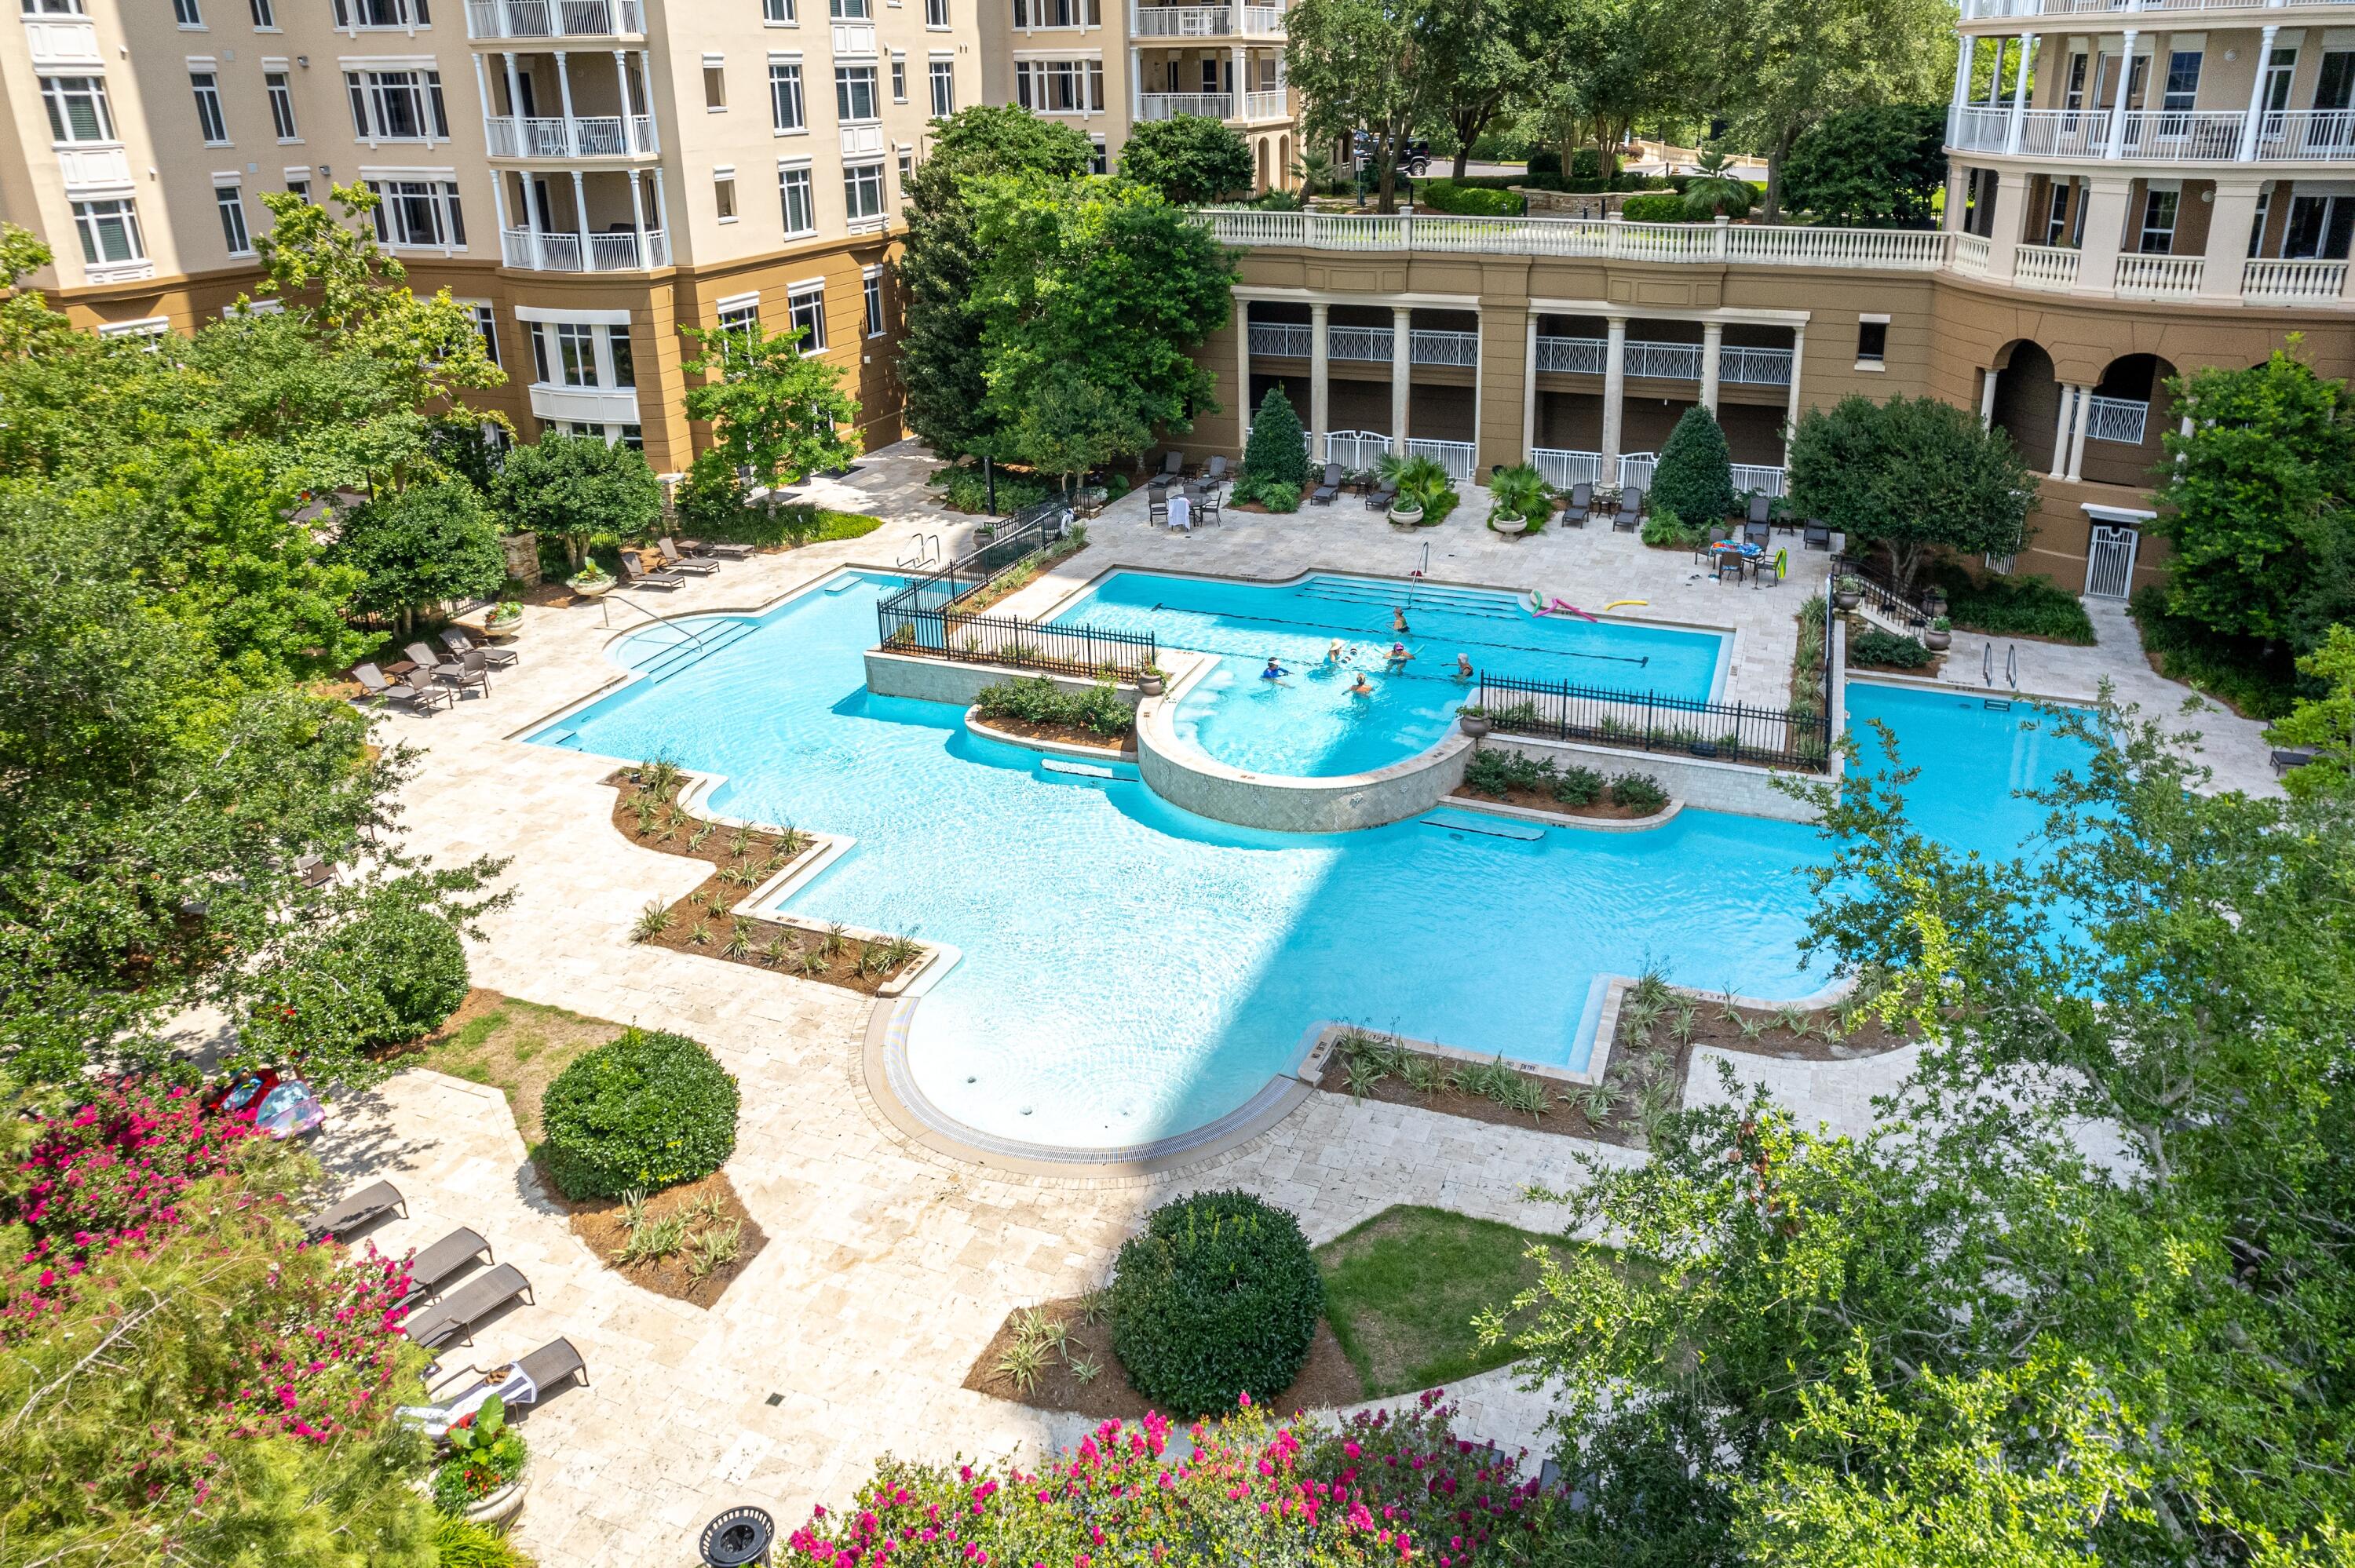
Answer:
785, 1391, 1568, 1566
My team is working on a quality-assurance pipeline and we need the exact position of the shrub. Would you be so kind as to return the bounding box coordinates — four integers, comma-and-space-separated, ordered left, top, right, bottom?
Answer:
1236, 385, 1309, 498
241, 893, 472, 1077
1465, 746, 1557, 796
674, 449, 751, 537
930, 462, 1055, 516
1608, 772, 1668, 813
1620, 192, 1696, 224
1641, 507, 1701, 549
1108, 1190, 1323, 1417
1375, 452, 1457, 523
1562, 148, 1593, 179
1849, 629, 1934, 669
972, 676, 1134, 738
431, 1395, 527, 1514
539, 1028, 740, 1200
1487, 463, 1551, 531
1118, 114, 1254, 205
1784, 104, 1948, 228
1415, 179, 1524, 217
1555, 764, 1603, 807
1649, 407, 1738, 527
433, 1515, 535, 1568
2129, 584, 2298, 719
1927, 563, 2096, 644
492, 433, 663, 567
330, 480, 506, 629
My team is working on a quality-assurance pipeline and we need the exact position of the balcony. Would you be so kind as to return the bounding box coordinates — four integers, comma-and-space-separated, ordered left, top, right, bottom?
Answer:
1535, 336, 1793, 385
1245, 322, 1475, 364
465, 0, 643, 35
1964, 0, 2355, 19
1131, 2, 1285, 35
485, 114, 656, 158
2013, 243, 2081, 291
1951, 104, 2355, 163
2083, 394, 2149, 444
499, 226, 668, 270
1140, 89, 1286, 122
2244, 257, 2349, 304
529, 382, 643, 425
2112, 253, 2203, 299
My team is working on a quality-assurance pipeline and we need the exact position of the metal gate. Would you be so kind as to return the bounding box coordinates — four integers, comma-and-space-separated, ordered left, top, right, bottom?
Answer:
2084, 522, 2140, 599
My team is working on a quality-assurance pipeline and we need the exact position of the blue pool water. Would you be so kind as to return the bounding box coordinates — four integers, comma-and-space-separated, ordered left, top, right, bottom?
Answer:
531, 571, 2093, 1153
1046, 572, 1730, 778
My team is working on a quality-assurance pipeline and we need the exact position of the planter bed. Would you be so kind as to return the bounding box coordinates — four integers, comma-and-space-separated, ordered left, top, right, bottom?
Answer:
564, 1168, 768, 1309
968, 711, 1134, 755
1451, 784, 1667, 822
963, 1296, 1362, 1418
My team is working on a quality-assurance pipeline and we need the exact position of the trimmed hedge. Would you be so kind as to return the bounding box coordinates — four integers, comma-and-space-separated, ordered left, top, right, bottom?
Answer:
1414, 178, 1524, 217
1108, 1191, 1323, 1417
539, 1027, 740, 1200
1850, 629, 1934, 669
1928, 563, 2096, 644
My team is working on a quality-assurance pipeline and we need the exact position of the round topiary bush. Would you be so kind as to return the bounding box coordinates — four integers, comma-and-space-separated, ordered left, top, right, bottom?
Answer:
1107, 1190, 1323, 1418
539, 1028, 740, 1200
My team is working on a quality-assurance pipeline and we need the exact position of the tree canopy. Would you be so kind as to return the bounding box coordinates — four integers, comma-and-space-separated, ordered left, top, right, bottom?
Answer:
1782, 104, 1951, 228
1285, 0, 1429, 211
490, 432, 663, 567
1119, 115, 1257, 205
330, 478, 505, 629
1788, 393, 2035, 591
680, 315, 863, 502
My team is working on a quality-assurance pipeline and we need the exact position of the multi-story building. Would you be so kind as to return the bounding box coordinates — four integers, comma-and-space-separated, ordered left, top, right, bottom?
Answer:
0, 0, 987, 469
1182, 1, 2355, 600
972, 0, 1298, 188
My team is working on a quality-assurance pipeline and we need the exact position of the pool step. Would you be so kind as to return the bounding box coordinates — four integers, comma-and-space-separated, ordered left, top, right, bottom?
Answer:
825, 577, 860, 594
542, 728, 581, 749
1042, 756, 1117, 780
633, 618, 756, 683
1418, 808, 1547, 842
1295, 580, 1525, 622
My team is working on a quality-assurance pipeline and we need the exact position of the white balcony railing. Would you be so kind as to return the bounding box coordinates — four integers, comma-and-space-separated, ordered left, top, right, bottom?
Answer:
499, 226, 668, 271
485, 114, 656, 157
1536, 336, 1605, 375
1966, 0, 2355, 18
2114, 252, 2203, 298
1240, 89, 1288, 119
1625, 340, 1703, 380
1131, 2, 1285, 32
2253, 109, 2355, 159
1248, 322, 1310, 356
2244, 256, 2349, 303
1534, 336, 1791, 386
1732, 463, 1788, 497
1618, 452, 1659, 489
2015, 109, 2112, 159
1405, 437, 1476, 479
2014, 243, 2082, 291
1248, 322, 1476, 366
1954, 232, 1993, 276
1326, 429, 1391, 469
1530, 448, 1601, 489
1141, 92, 1232, 120
465, 0, 644, 35
2083, 395, 2151, 445
1719, 345, 1796, 385
1330, 324, 1389, 361
2112, 108, 2248, 161
1948, 104, 2013, 151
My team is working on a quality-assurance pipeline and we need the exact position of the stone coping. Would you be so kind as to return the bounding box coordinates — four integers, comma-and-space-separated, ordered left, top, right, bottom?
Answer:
1438, 792, 1685, 834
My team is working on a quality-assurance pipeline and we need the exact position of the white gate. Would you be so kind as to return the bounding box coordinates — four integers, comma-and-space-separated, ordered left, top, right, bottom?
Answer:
2084, 522, 2139, 598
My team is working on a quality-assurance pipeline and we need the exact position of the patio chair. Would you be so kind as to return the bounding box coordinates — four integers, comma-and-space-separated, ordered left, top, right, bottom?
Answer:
405, 641, 465, 684
1154, 450, 1183, 483
515, 1336, 590, 1397
1148, 494, 1169, 527
1697, 522, 1730, 564
402, 1263, 534, 1351
400, 1227, 495, 1306
1714, 549, 1746, 584
400, 668, 455, 713
657, 538, 721, 576
2272, 746, 2320, 777
1611, 486, 1645, 531
1203, 455, 1229, 482
444, 648, 492, 699
439, 626, 517, 669
1747, 493, 1773, 530
353, 663, 436, 712
1802, 521, 1832, 551
1194, 489, 1222, 527
1363, 482, 1397, 511
677, 535, 754, 560
618, 553, 685, 590
1560, 483, 1593, 527
305, 1180, 406, 1241
294, 852, 335, 888
1758, 547, 1789, 588
1310, 462, 1344, 505
1743, 509, 1773, 547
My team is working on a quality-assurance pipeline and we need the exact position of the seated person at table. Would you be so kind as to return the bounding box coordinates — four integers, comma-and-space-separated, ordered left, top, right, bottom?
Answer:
1384, 641, 1413, 669
1261, 656, 1290, 681
1348, 671, 1374, 697
1454, 653, 1474, 680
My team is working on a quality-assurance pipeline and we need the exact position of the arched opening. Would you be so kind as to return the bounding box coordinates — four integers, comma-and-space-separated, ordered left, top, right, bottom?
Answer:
1277, 133, 1291, 190
1988, 340, 2061, 473
1255, 137, 1270, 193
2079, 352, 2179, 488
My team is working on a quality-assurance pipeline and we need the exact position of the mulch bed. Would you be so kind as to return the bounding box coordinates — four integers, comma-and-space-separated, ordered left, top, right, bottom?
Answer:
604, 771, 924, 996
1314, 1055, 1619, 1143
1451, 784, 1665, 822
963, 1296, 1364, 1417
560, 1169, 769, 1310
1849, 655, 1948, 677
971, 713, 1134, 755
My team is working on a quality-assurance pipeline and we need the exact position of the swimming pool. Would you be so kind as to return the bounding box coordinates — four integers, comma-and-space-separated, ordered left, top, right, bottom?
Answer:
1046, 572, 1731, 778
531, 571, 2091, 1155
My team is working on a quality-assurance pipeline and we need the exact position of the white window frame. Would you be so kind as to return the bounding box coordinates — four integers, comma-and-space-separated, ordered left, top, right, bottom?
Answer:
715, 290, 760, 337
40, 75, 116, 145
173, 0, 204, 27
835, 62, 878, 123
22, 0, 89, 13
714, 164, 739, 222
763, 0, 796, 19
330, 0, 433, 29
1013, 57, 1104, 114
285, 163, 313, 201
924, 0, 947, 26
1855, 313, 1889, 370
71, 196, 144, 265
343, 66, 451, 144
97, 315, 171, 341
843, 159, 885, 224
363, 173, 466, 250
250, 0, 277, 24
769, 56, 806, 132
189, 67, 229, 144
265, 68, 299, 140
468, 300, 500, 366
777, 159, 816, 235
214, 177, 253, 254
703, 54, 728, 110
787, 280, 826, 353
863, 264, 884, 337
890, 50, 907, 101
927, 55, 954, 116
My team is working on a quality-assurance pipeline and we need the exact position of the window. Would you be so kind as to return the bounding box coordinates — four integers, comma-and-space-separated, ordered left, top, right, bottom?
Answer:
763, 0, 794, 17
2161, 49, 2200, 113
1856, 317, 1887, 367
844, 159, 885, 221
40, 77, 115, 144
97, 315, 171, 341
778, 162, 815, 234
73, 197, 143, 264
769, 60, 805, 129
704, 62, 726, 108
191, 71, 228, 143
925, 0, 947, 25
1013, 59, 1104, 112
928, 57, 954, 116
787, 283, 825, 352
364, 177, 466, 246
1199, 57, 1217, 93
715, 171, 738, 219
2042, 179, 2070, 245
554, 321, 597, 385
249, 0, 276, 23
607, 324, 635, 387
215, 182, 252, 253
173, 0, 203, 24
896, 144, 913, 197
891, 53, 906, 101
2251, 188, 2271, 257
1089, 133, 1106, 173
2137, 185, 2178, 253
344, 68, 450, 141
835, 64, 878, 122
265, 70, 298, 138
2063, 51, 2087, 111
528, 323, 550, 383
829, 0, 869, 16
21, 0, 88, 13
330, 0, 432, 24
1012, 0, 1097, 23
863, 268, 884, 336
619, 424, 643, 450
471, 301, 499, 366
2284, 194, 2355, 261
717, 295, 759, 336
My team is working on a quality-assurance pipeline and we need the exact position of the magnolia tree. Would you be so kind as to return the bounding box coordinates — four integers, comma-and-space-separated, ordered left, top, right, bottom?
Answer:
680, 316, 862, 528
1787, 392, 2033, 592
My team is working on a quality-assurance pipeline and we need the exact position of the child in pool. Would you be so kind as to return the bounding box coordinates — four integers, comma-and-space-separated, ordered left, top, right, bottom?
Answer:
1261, 656, 1290, 681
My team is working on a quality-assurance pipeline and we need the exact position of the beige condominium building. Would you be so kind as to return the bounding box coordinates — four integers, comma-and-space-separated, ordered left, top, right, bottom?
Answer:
0, 0, 988, 469
973, 0, 1298, 188
1183, 0, 2355, 600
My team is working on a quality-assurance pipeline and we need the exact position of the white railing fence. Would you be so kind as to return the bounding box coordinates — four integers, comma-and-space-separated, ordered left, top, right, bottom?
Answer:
1405, 437, 1477, 480
2113, 252, 2203, 299
466, 0, 643, 35
1141, 93, 1232, 119
2083, 395, 2151, 445
1242, 89, 1288, 119
500, 226, 666, 271
1247, 321, 1310, 357
484, 113, 655, 157
1326, 430, 1391, 469
1954, 232, 1992, 276
1618, 452, 1659, 489
1719, 345, 1795, 386
1531, 448, 1601, 489
2255, 109, 2355, 160
1535, 336, 1605, 375
1327, 324, 1392, 362
2244, 257, 2348, 303
2014, 243, 2082, 291
1625, 340, 1704, 381
1732, 464, 1788, 497
1949, 105, 2013, 151
2014, 110, 2112, 158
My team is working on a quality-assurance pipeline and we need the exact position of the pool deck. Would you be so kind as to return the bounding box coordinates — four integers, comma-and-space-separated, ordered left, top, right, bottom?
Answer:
307, 442, 2283, 1565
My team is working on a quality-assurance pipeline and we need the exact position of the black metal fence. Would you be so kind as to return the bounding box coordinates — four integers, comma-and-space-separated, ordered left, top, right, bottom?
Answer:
878, 498, 1072, 619
1829, 552, 1929, 632
1477, 672, 1834, 772
875, 603, 1157, 680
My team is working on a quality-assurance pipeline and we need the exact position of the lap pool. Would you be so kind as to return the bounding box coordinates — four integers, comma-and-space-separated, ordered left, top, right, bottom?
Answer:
530, 570, 2089, 1155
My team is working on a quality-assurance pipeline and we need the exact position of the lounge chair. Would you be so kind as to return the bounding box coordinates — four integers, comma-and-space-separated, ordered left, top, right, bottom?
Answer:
1560, 483, 1593, 527
439, 627, 517, 670
516, 1336, 589, 1396
677, 535, 754, 560
657, 538, 721, 575
399, 668, 454, 712
1309, 462, 1343, 505
1743, 520, 1772, 549
2273, 747, 2320, 776
306, 1179, 406, 1240
401, 1227, 495, 1305
618, 553, 685, 590
405, 641, 465, 684
402, 1263, 534, 1350
354, 662, 436, 711
1203, 455, 1229, 483
1363, 482, 1397, 511
1611, 486, 1645, 531
1802, 521, 1832, 551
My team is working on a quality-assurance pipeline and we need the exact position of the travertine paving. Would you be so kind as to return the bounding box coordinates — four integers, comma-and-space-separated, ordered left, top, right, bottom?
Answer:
319, 442, 2279, 1563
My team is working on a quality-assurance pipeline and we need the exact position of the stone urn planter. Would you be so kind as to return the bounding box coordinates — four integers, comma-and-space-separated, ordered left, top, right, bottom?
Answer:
1489, 515, 1529, 538
1925, 624, 1952, 651
483, 603, 524, 640
1459, 713, 1493, 738
1137, 674, 1165, 698
1388, 501, 1425, 527
567, 573, 612, 599
462, 1460, 531, 1529
1833, 577, 1863, 611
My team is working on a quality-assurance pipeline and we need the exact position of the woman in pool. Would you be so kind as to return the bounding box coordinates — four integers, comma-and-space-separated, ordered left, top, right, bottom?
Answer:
1393, 607, 1411, 635
1347, 671, 1374, 697
1454, 653, 1474, 680
1325, 638, 1346, 665
1383, 641, 1414, 670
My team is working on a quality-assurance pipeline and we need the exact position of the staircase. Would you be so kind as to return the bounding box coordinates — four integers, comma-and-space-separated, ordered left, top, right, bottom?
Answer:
628, 617, 757, 683
1293, 577, 1525, 622
1831, 556, 1931, 636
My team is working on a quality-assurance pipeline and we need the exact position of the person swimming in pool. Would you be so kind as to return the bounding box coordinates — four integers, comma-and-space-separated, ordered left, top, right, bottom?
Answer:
1454, 653, 1474, 680
1325, 638, 1347, 665
1384, 641, 1414, 670
1347, 671, 1374, 697
1261, 656, 1290, 681
1393, 607, 1411, 635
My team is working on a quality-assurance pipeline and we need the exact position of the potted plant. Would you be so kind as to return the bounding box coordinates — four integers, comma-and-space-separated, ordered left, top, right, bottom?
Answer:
484, 600, 524, 638
1388, 497, 1425, 527
567, 560, 614, 598
432, 1395, 530, 1528
1924, 614, 1952, 651
1922, 584, 1949, 619
1137, 664, 1167, 698
1457, 704, 1492, 738
1833, 573, 1864, 611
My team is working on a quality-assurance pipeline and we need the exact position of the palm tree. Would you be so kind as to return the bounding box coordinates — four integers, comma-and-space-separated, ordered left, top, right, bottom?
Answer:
1683, 149, 1756, 222
1291, 146, 1335, 197
1486, 464, 1553, 531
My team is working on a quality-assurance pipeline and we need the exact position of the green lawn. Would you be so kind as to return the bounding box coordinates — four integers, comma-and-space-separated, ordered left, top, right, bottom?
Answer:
405, 994, 623, 1150
693, 507, 884, 549
1316, 1205, 1569, 1398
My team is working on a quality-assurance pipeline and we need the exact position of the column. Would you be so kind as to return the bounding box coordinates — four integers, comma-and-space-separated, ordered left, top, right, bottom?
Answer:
2066, 385, 2091, 480
1950, 34, 1977, 142
651, 166, 668, 238
1309, 301, 1331, 462
502, 51, 524, 123
1128, 47, 1141, 123
2072, 174, 2133, 296
1470, 305, 1482, 469
569, 168, 589, 259
626, 168, 648, 255
1389, 304, 1411, 454
2201, 178, 2266, 300
615, 49, 637, 152
1986, 37, 2007, 107
1600, 315, 1627, 483
1521, 312, 1538, 460
489, 166, 513, 257
2238, 24, 2280, 160
1979, 366, 1999, 427
1782, 323, 1806, 460
557, 50, 579, 157
2005, 35, 2036, 153
2103, 31, 2138, 159
472, 54, 495, 135
1989, 169, 2032, 278
2050, 384, 2079, 480
1232, 307, 1250, 450
1700, 320, 1723, 413
1232, 46, 1246, 114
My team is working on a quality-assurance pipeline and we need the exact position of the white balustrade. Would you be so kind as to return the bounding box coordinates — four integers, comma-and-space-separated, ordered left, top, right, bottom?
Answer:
484, 114, 655, 157
1405, 438, 1476, 480
1132, 2, 1284, 31
466, 0, 644, 34
2113, 252, 2203, 298
1732, 464, 1788, 497
2083, 395, 2151, 445
1618, 452, 1659, 489
1954, 232, 1992, 276
2014, 243, 2082, 291
1530, 448, 1600, 488
1534, 336, 1787, 386
1247, 322, 1310, 356
1535, 336, 1605, 375
1241, 89, 1288, 119
1326, 430, 1391, 469
1949, 105, 2014, 152
1141, 93, 1234, 120
1410, 328, 1478, 366
1973, 0, 2355, 16
2243, 257, 2349, 304
2112, 109, 2247, 161
500, 226, 666, 270
2014, 110, 2112, 159
2253, 109, 2355, 160
1722, 224, 1950, 269
1327, 324, 1393, 361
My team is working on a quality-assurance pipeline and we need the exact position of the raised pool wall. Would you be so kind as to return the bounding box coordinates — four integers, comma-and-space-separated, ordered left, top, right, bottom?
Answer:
864, 649, 1150, 709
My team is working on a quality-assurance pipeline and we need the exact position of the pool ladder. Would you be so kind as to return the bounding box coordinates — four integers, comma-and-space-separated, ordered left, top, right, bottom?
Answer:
1981, 640, 2019, 692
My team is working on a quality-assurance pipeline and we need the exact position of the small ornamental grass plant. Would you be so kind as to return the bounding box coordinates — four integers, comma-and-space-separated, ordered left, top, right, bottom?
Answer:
1108, 1190, 1323, 1417
538, 1027, 740, 1201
